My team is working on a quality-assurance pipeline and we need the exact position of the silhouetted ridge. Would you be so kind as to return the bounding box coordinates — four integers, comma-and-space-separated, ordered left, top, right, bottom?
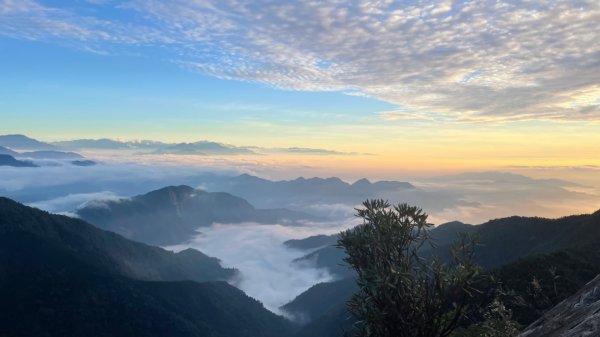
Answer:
0, 197, 236, 282
0, 197, 293, 337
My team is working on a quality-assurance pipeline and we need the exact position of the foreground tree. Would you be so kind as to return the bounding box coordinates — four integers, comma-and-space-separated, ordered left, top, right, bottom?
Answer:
338, 200, 480, 337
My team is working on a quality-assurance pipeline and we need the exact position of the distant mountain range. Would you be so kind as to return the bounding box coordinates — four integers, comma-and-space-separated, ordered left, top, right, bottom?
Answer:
0, 197, 293, 337
199, 173, 414, 212
0, 146, 18, 156
0, 153, 95, 168
0, 134, 360, 157
0, 154, 37, 167
71, 159, 97, 166
0, 134, 56, 150
17, 150, 84, 160
77, 185, 314, 246
0, 136, 92, 162
151, 141, 255, 155
52, 138, 161, 150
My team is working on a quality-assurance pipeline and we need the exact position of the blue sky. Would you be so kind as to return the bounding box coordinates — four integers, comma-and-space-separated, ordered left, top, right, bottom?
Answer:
0, 37, 395, 143
0, 0, 599, 172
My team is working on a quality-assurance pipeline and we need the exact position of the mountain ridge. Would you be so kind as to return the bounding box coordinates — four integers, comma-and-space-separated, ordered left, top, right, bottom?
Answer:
0, 197, 293, 337
0, 154, 38, 167
77, 185, 314, 246
0, 197, 236, 282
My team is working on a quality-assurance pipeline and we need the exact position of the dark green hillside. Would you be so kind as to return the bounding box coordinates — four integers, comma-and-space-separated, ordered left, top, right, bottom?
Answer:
0, 197, 235, 282
466, 213, 600, 268
294, 302, 355, 337
284, 209, 600, 336
281, 278, 358, 323
480, 246, 600, 325
287, 246, 600, 337
296, 212, 600, 278
292, 221, 474, 279
0, 197, 293, 337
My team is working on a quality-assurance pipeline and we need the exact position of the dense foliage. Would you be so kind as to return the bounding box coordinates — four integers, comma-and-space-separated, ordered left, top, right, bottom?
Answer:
338, 200, 481, 337
0, 197, 293, 337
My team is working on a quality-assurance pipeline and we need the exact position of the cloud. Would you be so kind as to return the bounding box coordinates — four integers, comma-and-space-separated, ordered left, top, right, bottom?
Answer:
304, 203, 358, 219
0, 161, 241, 203
1, 0, 598, 121
413, 171, 600, 224
258, 147, 364, 156
165, 222, 352, 315
28, 191, 122, 214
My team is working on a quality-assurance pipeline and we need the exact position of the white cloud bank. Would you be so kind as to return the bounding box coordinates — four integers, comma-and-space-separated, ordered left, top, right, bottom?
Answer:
166, 222, 352, 315
1, 0, 598, 121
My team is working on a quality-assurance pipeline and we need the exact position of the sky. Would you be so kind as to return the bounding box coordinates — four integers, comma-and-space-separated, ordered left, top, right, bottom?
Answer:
1, 0, 600, 176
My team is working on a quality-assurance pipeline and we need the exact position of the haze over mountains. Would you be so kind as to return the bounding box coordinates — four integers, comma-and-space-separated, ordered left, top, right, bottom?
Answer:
46, 135, 356, 156
0, 154, 37, 168
2, 133, 598, 225
2, 132, 600, 336
4, 195, 600, 336
77, 185, 314, 246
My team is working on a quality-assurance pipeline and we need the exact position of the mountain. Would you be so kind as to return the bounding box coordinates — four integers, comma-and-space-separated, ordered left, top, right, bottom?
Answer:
0, 146, 18, 156
429, 221, 475, 243
281, 278, 358, 324
486, 246, 600, 325
0, 134, 55, 150
153, 141, 255, 155
17, 150, 84, 159
199, 174, 414, 213
293, 301, 355, 337
521, 274, 600, 337
284, 223, 473, 254
291, 220, 472, 279
0, 154, 38, 167
284, 234, 338, 250
283, 212, 600, 333
285, 246, 600, 336
292, 245, 354, 279
71, 159, 97, 166
77, 185, 313, 246
53, 138, 137, 149
0, 197, 293, 337
294, 211, 600, 279
0, 197, 235, 282
446, 212, 600, 269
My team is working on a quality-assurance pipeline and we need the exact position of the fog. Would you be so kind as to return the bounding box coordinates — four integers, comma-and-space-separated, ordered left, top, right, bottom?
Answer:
166, 221, 355, 315
5, 161, 600, 224
4, 156, 600, 319
28, 191, 122, 216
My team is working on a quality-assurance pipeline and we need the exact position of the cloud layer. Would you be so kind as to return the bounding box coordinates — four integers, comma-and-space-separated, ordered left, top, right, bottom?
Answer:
166, 222, 351, 315
1, 0, 598, 121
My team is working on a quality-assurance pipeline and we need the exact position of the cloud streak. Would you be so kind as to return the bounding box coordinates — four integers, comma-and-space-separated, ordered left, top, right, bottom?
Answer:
1, 0, 598, 121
